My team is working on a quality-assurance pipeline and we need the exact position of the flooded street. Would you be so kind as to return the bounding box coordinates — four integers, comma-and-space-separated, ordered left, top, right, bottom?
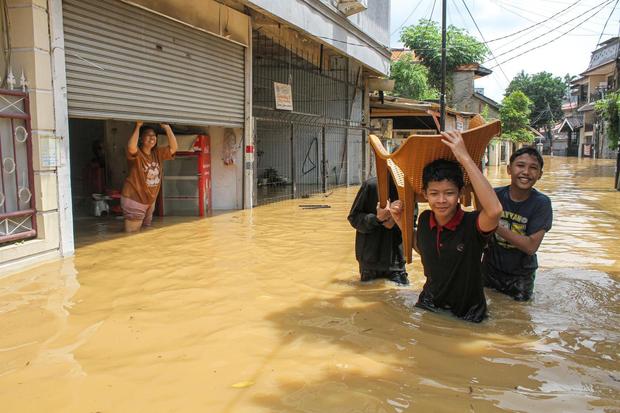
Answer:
1, 157, 619, 412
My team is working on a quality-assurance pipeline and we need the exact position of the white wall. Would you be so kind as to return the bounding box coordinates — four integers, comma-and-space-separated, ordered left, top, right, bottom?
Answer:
246, 0, 390, 75
210, 127, 244, 210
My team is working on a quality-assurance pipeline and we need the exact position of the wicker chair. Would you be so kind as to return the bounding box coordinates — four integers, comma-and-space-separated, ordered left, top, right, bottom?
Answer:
370, 115, 501, 263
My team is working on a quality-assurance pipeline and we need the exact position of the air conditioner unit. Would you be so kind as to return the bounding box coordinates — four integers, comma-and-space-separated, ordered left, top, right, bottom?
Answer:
337, 0, 368, 16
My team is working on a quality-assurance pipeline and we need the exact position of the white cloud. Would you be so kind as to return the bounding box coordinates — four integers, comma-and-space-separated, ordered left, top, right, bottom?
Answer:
390, 0, 620, 102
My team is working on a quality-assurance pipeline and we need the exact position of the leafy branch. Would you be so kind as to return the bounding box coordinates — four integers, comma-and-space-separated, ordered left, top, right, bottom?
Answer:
594, 92, 620, 149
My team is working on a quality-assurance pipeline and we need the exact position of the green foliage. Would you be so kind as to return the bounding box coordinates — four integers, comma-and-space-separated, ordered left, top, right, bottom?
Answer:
502, 129, 535, 143
500, 90, 535, 143
563, 73, 577, 98
505, 71, 566, 129
594, 92, 620, 149
390, 55, 439, 100
480, 104, 490, 121
400, 19, 488, 91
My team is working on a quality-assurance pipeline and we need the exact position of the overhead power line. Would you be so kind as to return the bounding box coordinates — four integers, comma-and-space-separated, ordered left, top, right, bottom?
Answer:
390, 0, 425, 36
595, 0, 620, 47
486, 0, 583, 43
485, 0, 614, 64
459, 0, 511, 83
491, 0, 602, 36
489, 0, 615, 69
429, 0, 438, 22
450, 0, 469, 28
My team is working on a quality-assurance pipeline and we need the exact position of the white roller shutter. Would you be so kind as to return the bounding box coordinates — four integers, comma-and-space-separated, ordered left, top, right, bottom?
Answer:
62, 0, 245, 127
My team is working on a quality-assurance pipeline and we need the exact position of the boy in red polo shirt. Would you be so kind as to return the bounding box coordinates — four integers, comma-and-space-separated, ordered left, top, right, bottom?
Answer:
390, 130, 502, 322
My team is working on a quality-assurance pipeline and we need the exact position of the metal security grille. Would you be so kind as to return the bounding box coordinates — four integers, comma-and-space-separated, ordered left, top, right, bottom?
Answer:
255, 119, 293, 204
294, 124, 322, 199
63, 0, 245, 127
253, 31, 364, 205
0, 90, 36, 244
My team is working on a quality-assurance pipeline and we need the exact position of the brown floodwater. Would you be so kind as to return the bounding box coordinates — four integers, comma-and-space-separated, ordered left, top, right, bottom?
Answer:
1, 157, 619, 412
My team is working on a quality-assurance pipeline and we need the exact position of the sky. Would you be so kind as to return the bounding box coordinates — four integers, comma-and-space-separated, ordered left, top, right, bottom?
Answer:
389, 0, 620, 102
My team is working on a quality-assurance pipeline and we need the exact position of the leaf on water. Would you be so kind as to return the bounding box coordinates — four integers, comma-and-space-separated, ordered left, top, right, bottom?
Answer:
231, 380, 255, 388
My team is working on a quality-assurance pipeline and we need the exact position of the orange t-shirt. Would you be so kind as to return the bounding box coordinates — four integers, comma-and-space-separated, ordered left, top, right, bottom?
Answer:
121, 146, 175, 205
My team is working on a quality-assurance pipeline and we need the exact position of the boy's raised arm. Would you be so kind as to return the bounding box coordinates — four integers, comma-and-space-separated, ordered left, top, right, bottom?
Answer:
440, 130, 502, 232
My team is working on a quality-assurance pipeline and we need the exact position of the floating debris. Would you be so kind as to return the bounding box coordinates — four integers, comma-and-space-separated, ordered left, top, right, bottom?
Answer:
299, 204, 331, 209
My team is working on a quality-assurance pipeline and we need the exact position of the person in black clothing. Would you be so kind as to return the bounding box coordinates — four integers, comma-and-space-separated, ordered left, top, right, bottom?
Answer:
348, 175, 410, 285
389, 130, 502, 322
482, 147, 553, 301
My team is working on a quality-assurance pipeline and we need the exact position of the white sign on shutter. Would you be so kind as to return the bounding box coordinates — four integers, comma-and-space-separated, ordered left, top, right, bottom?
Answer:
274, 82, 293, 111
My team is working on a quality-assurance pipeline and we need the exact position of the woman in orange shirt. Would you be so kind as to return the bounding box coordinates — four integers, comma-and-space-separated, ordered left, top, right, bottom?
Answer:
121, 121, 178, 233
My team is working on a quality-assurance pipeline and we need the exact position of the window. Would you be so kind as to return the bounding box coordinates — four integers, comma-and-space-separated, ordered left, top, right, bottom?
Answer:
0, 90, 36, 244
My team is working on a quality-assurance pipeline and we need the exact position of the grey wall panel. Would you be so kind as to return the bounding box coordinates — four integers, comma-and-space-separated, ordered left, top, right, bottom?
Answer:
347, 129, 363, 185
63, 0, 245, 127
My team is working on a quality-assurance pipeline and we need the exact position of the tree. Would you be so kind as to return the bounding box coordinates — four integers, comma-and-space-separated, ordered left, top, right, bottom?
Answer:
399, 19, 488, 93
390, 54, 438, 100
563, 73, 577, 100
500, 90, 535, 143
594, 92, 620, 189
505, 71, 566, 129
480, 104, 491, 121
594, 91, 620, 150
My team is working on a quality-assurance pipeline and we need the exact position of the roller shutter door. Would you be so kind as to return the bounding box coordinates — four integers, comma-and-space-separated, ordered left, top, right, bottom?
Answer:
63, 0, 245, 127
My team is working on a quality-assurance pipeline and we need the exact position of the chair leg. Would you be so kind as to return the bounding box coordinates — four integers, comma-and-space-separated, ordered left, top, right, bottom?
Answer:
401, 183, 415, 264
375, 157, 390, 208
462, 184, 473, 207
471, 190, 479, 211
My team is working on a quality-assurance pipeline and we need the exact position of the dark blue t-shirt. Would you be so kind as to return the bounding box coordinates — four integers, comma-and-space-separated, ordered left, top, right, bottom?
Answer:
483, 186, 553, 277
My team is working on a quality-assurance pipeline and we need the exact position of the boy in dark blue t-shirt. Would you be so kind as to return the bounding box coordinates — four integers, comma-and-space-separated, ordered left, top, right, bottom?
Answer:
482, 147, 553, 301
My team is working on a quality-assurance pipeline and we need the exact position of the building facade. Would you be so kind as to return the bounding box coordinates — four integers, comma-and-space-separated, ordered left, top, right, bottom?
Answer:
570, 37, 619, 159
0, 0, 390, 274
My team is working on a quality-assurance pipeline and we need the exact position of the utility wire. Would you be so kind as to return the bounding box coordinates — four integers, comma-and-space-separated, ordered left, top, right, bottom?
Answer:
390, 0, 425, 36
489, 0, 614, 68
459, 0, 511, 83
450, 0, 469, 28
485, 0, 583, 43
595, 0, 620, 47
429, 0, 438, 22
485, 0, 614, 63
318, 34, 488, 51
491, 0, 602, 35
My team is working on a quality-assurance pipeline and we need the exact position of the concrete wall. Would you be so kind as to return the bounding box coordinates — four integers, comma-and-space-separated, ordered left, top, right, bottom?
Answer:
342, 0, 390, 47
451, 71, 474, 112
0, 0, 63, 275
245, 0, 390, 75
209, 127, 244, 210
487, 140, 512, 166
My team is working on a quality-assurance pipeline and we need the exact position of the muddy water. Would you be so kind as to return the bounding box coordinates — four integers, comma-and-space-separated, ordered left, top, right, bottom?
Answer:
1, 157, 619, 412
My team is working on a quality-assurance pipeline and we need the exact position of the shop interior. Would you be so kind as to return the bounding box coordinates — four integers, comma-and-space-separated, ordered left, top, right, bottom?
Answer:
69, 118, 244, 243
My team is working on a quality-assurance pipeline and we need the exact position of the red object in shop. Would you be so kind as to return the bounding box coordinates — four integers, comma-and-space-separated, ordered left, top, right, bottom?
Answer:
158, 134, 212, 217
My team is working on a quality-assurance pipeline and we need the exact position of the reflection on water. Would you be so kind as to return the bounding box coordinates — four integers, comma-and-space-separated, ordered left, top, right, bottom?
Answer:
0, 157, 619, 412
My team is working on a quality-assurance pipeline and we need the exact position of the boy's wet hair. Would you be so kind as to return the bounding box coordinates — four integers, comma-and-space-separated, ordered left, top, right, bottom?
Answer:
510, 147, 544, 169
422, 159, 464, 190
